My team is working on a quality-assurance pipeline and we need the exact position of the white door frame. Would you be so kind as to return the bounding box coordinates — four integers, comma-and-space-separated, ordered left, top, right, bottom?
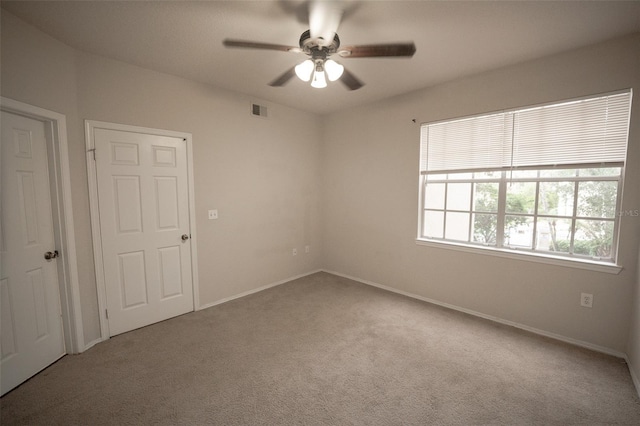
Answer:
85, 120, 200, 339
1, 97, 85, 354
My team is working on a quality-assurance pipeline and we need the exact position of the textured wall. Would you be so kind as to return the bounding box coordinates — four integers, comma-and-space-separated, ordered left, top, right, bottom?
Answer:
2, 11, 323, 345
1, 12, 97, 343
627, 242, 640, 394
3, 8, 639, 357
322, 33, 640, 353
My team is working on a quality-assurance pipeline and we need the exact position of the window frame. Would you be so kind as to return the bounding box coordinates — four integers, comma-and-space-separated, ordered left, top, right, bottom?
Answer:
416, 91, 631, 274
418, 165, 623, 270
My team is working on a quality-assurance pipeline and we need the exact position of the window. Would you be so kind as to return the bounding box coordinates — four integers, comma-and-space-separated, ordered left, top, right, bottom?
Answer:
418, 90, 632, 265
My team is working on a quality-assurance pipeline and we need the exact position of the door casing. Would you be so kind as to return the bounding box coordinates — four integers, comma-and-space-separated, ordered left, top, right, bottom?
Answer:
0, 97, 84, 354
85, 120, 200, 340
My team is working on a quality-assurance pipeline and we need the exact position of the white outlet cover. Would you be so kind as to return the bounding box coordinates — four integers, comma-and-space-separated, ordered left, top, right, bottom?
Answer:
581, 292, 593, 308
208, 209, 218, 220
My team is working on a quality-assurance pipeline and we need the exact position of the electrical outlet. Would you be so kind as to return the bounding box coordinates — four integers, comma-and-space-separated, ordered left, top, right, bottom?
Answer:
292, 248, 297, 256
581, 293, 593, 308
305, 245, 310, 253
208, 209, 218, 220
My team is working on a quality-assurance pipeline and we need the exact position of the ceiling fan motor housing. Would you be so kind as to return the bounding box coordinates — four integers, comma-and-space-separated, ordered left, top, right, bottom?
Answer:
299, 29, 340, 60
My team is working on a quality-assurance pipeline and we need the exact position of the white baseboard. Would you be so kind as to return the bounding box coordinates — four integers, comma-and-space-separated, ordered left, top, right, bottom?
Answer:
322, 269, 628, 360
81, 270, 322, 352
82, 337, 105, 352
79, 267, 640, 398
197, 269, 323, 311
625, 355, 640, 399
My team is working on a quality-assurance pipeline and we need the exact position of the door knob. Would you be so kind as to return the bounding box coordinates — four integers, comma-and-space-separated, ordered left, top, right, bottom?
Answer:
181, 234, 190, 241
44, 250, 59, 260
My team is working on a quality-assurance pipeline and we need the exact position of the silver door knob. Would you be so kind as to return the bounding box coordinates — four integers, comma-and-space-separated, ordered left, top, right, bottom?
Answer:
44, 250, 59, 260
181, 234, 190, 241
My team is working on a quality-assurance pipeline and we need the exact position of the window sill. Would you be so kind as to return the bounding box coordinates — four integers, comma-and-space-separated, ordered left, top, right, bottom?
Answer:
415, 239, 622, 275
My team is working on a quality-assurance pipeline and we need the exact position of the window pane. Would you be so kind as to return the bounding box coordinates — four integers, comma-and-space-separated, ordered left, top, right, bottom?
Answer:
473, 182, 499, 212
577, 181, 618, 218
447, 183, 472, 211
424, 210, 444, 238
472, 213, 497, 245
445, 212, 470, 241
574, 219, 614, 258
506, 182, 536, 214
504, 215, 534, 248
424, 183, 445, 209
578, 167, 621, 177
538, 181, 574, 216
536, 218, 572, 253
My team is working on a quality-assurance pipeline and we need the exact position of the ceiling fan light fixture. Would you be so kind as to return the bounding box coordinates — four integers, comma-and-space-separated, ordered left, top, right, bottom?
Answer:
223, 16, 415, 92
324, 59, 344, 81
295, 59, 314, 82
311, 69, 327, 89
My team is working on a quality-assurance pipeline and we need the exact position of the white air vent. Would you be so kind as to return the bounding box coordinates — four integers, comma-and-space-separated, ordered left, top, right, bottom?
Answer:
251, 103, 268, 118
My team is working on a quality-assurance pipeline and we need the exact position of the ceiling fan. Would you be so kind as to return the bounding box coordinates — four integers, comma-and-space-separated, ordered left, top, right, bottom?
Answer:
222, 1, 416, 90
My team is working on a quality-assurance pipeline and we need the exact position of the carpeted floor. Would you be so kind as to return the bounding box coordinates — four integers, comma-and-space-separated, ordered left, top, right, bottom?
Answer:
2, 272, 640, 425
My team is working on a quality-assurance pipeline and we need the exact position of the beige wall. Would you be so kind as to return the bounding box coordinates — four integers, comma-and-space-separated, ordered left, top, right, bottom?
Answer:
628, 242, 640, 393
2, 11, 323, 344
2, 8, 639, 361
0, 12, 100, 341
74, 54, 323, 309
322, 33, 640, 353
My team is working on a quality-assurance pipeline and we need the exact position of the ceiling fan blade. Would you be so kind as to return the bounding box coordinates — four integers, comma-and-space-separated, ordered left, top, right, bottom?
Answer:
223, 39, 300, 53
309, 0, 344, 46
340, 68, 364, 91
338, 43, 416, 58
269, 67, 297, 87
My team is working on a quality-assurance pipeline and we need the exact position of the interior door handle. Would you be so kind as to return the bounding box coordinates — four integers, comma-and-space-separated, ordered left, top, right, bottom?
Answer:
44, 250, 59, 260
181, 234, 190, 241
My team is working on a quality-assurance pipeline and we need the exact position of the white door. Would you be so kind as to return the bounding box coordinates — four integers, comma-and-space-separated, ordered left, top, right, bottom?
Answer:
94, 128, 194, 336
1, 111, 65, 396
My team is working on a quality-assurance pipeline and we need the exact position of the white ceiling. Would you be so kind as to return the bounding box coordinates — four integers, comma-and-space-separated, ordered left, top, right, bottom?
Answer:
3, 0, 640, 115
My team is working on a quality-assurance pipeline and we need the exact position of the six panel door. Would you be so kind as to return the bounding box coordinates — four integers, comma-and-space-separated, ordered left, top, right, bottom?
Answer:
94, 128, 194, 336
1, 111, 65, 396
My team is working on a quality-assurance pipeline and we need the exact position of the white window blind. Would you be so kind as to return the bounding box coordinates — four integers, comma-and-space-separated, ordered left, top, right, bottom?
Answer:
420, 112, 512, 173
420, 91, 631, 174
511, 92, 631, 167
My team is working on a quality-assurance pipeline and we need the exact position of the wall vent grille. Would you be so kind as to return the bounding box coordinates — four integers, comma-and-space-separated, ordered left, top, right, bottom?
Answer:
251, 103, 268, 118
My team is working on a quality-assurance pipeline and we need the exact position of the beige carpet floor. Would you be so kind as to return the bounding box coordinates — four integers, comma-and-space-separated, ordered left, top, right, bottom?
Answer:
2, 272, 640, 425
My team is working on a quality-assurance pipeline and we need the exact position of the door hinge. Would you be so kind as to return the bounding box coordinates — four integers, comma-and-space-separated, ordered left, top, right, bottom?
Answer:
88, 148, 96, 161
105, 309, 109, 319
